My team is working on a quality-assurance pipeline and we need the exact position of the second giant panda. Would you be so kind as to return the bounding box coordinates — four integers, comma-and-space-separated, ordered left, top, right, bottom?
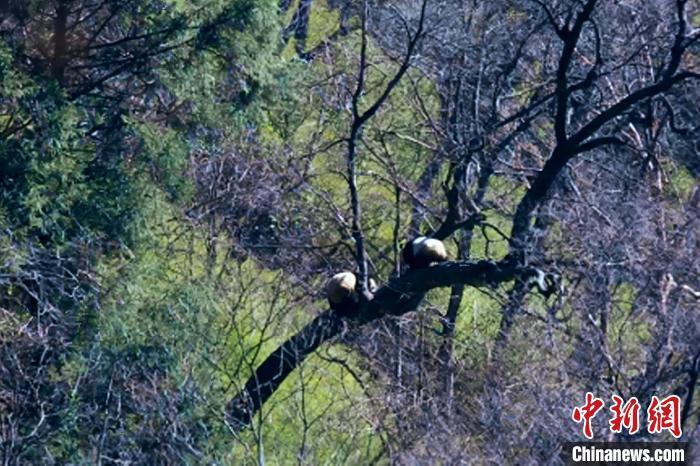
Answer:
402, 236, 448, 269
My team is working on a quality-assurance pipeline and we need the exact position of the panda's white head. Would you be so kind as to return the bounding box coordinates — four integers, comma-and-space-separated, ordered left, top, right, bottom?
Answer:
326, 271, 356, 304
403, 236, 448, 268
414, 237, 447, 260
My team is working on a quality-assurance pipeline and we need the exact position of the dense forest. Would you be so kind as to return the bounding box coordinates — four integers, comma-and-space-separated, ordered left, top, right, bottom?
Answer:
1, 0, 699, 464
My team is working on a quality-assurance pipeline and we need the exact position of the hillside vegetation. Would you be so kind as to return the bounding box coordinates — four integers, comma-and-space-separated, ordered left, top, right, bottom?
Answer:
1, 0, 699, 464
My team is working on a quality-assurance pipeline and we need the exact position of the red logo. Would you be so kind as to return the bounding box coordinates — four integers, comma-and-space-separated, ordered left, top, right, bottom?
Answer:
647, 395, 682, 438
572, 392, 605, 439
609, 395, 640, 435
572, 393, 683, 439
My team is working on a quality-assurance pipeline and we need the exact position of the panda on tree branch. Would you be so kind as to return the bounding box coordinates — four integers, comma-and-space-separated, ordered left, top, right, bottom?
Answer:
324, 237, 450, 320
326, 237, 557, 320
228, 252, 562, 429
401, 236, 449, 269
325, 272, 377, 317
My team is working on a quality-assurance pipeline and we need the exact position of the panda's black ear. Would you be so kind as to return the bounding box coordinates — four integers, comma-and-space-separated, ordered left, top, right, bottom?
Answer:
401, 239, 415, 256
540, 272, 561, 298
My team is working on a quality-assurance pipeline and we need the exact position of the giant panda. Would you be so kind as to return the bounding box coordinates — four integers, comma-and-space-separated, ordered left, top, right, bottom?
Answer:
402, 236, 448, 269
326, 272, 378, 316
526, 269, 558, 298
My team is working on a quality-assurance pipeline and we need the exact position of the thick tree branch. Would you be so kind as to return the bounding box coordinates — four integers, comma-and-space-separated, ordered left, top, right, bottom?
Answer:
553, 0, 598, 145
225, 257, 543, 429
569, 71, 698, 148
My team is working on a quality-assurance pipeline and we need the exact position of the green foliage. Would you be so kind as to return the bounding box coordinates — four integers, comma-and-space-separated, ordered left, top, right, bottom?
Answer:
306, 0, 342, 51
470, 175, 526, 260
0, 48, 136, 246
664, 160, 695, 200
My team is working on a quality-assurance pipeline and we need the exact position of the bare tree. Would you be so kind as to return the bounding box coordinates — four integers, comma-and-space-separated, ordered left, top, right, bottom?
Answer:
224, 1, 699, 462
